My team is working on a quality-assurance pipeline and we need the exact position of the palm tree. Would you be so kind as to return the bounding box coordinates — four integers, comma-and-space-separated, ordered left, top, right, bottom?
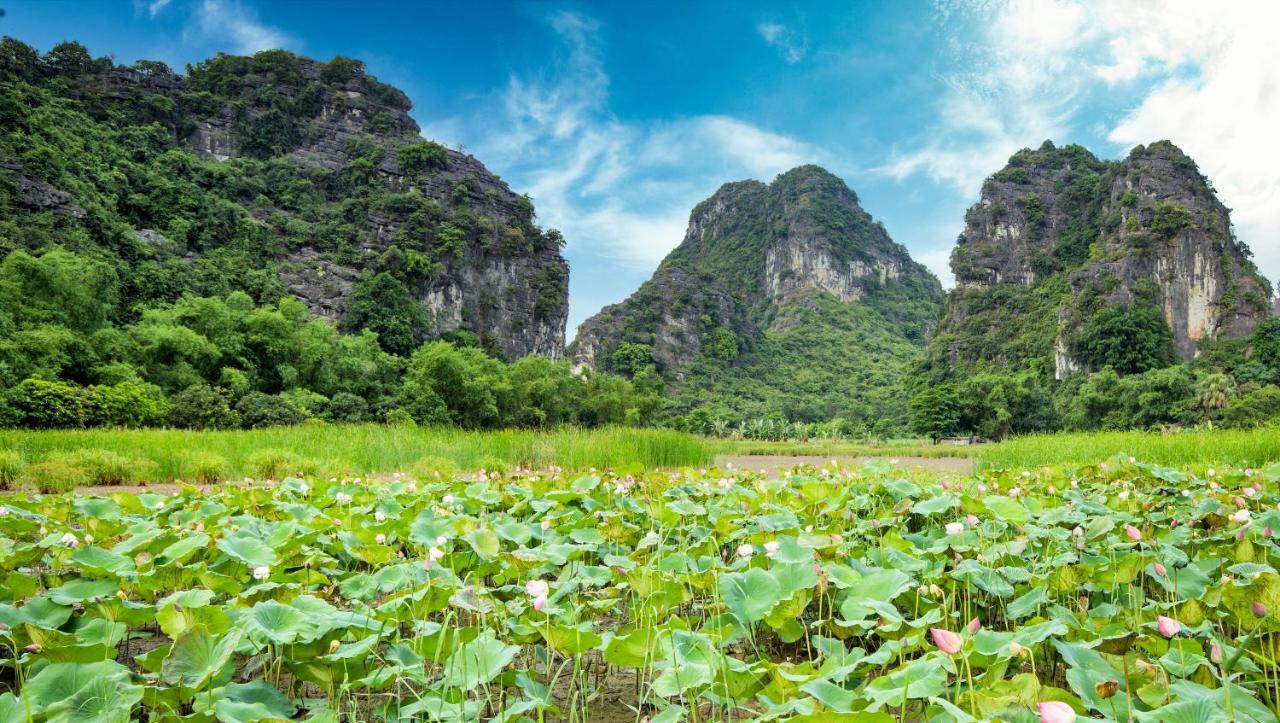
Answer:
1195, 372, 1235, 411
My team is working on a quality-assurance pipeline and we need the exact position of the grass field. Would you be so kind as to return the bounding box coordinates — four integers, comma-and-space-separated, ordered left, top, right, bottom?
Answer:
719, 437, 979, 459
976, 427, 1280, 469
0, 424, 715, 490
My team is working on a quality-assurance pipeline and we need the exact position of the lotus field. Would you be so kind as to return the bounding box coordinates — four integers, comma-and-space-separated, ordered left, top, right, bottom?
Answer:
2, 457, 1280, 722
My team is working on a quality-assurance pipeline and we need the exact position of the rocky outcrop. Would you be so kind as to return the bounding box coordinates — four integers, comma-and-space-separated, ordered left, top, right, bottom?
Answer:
77, 53, 569, 360
931, 140, 1271, 378
572, 165, 942, 381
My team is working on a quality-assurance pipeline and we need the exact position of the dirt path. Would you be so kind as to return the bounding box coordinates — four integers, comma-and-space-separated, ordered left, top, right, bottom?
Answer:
714, 454, 974, 477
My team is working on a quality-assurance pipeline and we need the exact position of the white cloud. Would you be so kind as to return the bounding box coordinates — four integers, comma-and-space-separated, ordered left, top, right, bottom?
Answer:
147, 0, 172, 18
887, 0, 1280, 287
457, 11, 825, 267
1104, 2, 1280, 289
757, 22, 807, 64
184, 0, 291, 55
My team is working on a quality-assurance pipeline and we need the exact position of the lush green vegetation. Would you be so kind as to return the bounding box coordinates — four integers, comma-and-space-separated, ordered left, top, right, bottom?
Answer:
978, 427, 1280, 470
3, 456, 1280, 720
0, 39, 598, 433
0, 425, 714, 491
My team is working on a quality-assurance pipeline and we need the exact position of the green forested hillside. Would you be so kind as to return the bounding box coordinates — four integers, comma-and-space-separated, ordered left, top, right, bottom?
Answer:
572, 166, 945, 436
909, 141, 1278, 440
0, 38, 655, 430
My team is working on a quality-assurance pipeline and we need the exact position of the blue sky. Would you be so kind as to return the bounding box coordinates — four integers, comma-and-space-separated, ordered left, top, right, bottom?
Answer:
5, 1, 1279, 334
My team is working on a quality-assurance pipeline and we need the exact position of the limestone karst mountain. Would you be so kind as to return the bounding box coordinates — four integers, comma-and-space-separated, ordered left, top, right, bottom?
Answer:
923, 140, 1271, 382
0, 41, 568, 360
572, 165, 944, 427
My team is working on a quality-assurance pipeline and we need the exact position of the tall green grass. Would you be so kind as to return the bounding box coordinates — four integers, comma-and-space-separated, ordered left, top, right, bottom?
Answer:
0, 424, 715, 484
978, 427, 1280, 469
718, 438, 981, 459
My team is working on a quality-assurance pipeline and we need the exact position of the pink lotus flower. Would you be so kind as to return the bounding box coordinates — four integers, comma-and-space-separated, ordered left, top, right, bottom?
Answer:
967, 617, 982, 635
1124, 525, 1142, 541
930, 628, 963, 655
1152, 563, 1167, 577
1265, 527, 1274, 539
1156, 615, 1181, 638
1232, 509, 1251, 524
526, 579, 550, 598
532, 594, 547, 611
966, 514, 979, 526
1037, 701, 1076, 723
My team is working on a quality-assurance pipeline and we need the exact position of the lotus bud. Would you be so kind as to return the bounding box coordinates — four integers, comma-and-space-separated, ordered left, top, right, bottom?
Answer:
1009, 642, 1029, 658
1254, 601, 1268, 618
23, 644, 40, 653
328, 639, 341, 654
764, 540, 780, 557
929, 584, 944, 597
930, 628, 963, 655
0, 506, 7, 516
1124, 525, 1142, 541
966, 514, 979, 526
1152, 563, 1167, 576
375, 533, 386, 545
967, 617, 982, 635
1210, 642, 1223, 664
533, 594, 547, 612
830, 533, 843, 544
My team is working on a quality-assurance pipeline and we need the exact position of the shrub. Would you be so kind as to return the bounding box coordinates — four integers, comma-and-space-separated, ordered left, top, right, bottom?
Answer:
186, 452, 229, 484
1222, 386, 1280, 429
325, 392, 369, 423
90, 381, 170, 427
169, 385, 240, 430
5, 378, 94, 428
235, 392, 306, 429
409, 455, 458, 481
0, 450, 24, 490
23, 459, 89, 493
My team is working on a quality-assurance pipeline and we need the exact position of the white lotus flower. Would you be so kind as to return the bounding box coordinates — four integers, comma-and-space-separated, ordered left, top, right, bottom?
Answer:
374, 510, 386, 522
1232, 509, 1252, 524
375, 533, 386, 545
945, 522, 965, 536
525, 579, 549, 598
763, 540, 780, 557
737, 543, 754, 558
59, 532, 79, 548
335, 492, 352, 504
252, 565, 270, 581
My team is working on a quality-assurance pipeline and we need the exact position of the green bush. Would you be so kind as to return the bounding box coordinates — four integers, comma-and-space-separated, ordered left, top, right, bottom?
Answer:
90, 381, 170, 427
235, 392, 306, 429
325, 392, 369, 423
68, 448, 156, 485
169, 385, 241, 430
1222, 386, 1280, 429
0, 450, 24, 490
5, 378, 94, 428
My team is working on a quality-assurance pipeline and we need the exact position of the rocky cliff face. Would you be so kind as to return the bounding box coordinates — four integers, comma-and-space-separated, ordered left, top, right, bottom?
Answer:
9, 49, 568, 360
571, 166, 943, 423
931, 140, 1271, 379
